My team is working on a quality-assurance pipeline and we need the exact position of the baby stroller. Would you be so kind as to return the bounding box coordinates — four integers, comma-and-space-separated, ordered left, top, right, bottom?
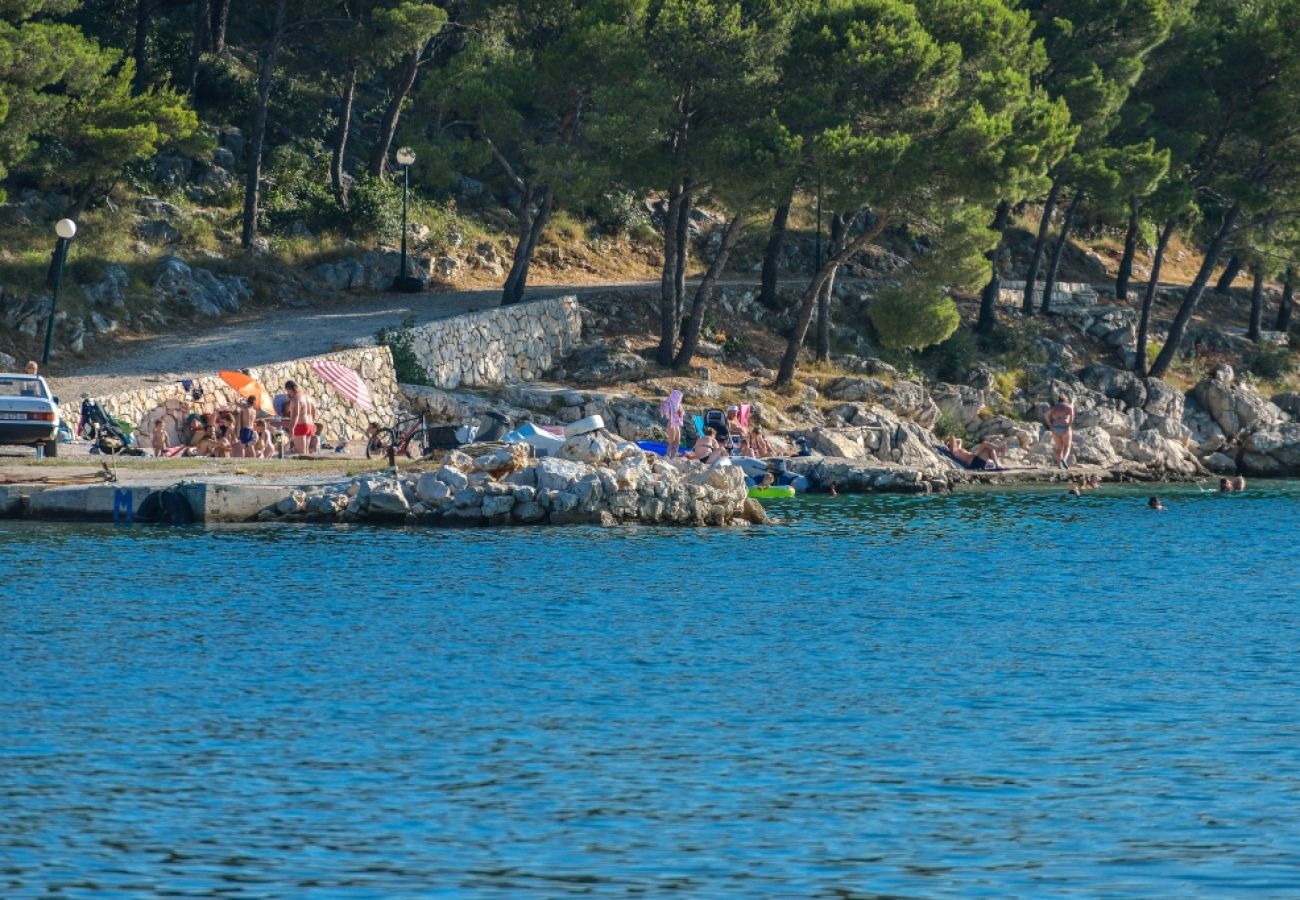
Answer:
702, 408, 729, 441
79, 397, 137, 454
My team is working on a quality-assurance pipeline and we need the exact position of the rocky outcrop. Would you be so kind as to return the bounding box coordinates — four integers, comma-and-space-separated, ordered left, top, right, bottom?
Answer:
1180, 365, 1300, 476
154, 256, 249, 318
312, 248, 435, 292
1190, 364, 1284, 439
1239, 423, 1300, 476
822, 376, 940, 427
790, 409, 947, 470
258, 429, 761, 528
563, 341, 647, 385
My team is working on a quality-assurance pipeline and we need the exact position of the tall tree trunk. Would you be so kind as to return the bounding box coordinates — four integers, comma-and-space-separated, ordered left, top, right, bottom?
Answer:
977, 199, 1011, 334
1023, 177, 1062, 315
815, 213, 844, 361
332, 62, 359, 208
674, 213, 745, 370
1215, 253, 1241, 293
814, 279, 832, 362
133, 0, 151, 89
211, 0, 229, 53
368, 49, 421, 179
502, 185, 552, 306
241, 2, 286, 250
186, 0, 212, 95
759, 195, 792, 310
656, 182, 685, 366
673, 185, 691, 329
1115, 194, 1140, 302
1041, 189, 1082, 315
776, 216, 888, 386
1248, 268, 1265, 342
1150, 203, 1242, 378
1135, 218, 1174, 375
1276, 267, 1294, 332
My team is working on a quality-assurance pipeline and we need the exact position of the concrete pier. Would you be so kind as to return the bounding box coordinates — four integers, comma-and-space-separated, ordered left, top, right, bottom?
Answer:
1, 479, 305, 524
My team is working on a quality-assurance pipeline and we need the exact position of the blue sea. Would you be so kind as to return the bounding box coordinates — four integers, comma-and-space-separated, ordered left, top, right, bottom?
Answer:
3, 482, 1298, 897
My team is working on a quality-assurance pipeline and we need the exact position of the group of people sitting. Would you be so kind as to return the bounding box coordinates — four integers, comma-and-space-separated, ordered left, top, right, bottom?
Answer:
150, 380, 325, 459
661, 393, 779, 464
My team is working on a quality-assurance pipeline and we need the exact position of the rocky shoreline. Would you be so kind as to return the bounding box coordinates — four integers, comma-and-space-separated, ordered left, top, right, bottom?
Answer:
255, 438, 767, 528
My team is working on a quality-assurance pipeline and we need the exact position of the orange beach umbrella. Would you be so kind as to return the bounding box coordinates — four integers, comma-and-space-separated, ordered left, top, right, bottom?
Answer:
218, 370, 275, 414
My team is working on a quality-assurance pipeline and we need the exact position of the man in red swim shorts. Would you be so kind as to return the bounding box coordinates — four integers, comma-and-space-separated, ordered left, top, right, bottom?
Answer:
284, 380, 317, 455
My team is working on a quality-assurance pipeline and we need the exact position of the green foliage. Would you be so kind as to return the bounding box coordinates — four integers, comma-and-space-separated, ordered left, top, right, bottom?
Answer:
590, 190, 652, 236
868, 284, 961, 351
921, 327, 978, 383
346, 175, 403, 239
375, 316, 431, 386
1247, 345, 1293, 381
992, 369, 1025, 401
932, 410, 966, 441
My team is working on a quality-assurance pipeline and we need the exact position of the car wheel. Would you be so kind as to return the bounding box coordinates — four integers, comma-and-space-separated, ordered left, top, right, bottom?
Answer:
42, 440, 58, 458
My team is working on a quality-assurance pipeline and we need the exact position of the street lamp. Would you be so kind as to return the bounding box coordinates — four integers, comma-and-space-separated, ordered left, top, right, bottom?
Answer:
392, 146, 422, 292
41, 218, 78, 366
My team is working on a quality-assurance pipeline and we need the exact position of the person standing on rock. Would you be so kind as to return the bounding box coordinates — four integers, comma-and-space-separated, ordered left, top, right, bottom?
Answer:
284, 380, 317, 455
661, 389, 684, 458
1044, 394, 1074, 469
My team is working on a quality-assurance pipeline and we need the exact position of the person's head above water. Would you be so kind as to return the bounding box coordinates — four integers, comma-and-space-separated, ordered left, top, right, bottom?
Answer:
1148, 496, 1164, 510
1220, 478, 1233, 491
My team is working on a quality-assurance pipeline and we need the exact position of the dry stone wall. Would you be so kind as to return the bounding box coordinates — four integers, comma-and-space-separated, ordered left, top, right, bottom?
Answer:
65, 346, 398, 446
407, 295, 581, 389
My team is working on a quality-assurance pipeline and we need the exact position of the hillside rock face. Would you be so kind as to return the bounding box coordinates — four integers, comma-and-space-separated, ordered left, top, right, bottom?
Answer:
154, 256, 249, 318
1183, 365, 1300, 476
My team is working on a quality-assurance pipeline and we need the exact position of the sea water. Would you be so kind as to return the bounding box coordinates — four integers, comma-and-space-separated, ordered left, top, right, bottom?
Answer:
2, 483, 1298, 896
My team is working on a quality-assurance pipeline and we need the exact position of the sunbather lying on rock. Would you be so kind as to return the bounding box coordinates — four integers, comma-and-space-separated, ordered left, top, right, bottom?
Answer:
944, 436, 1003, 471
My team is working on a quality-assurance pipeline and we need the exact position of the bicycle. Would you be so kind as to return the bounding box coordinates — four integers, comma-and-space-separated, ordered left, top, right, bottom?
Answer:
365, 413, 431, 460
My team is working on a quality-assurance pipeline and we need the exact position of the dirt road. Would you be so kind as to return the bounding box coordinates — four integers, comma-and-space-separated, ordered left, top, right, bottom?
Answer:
52, 282, 655, 401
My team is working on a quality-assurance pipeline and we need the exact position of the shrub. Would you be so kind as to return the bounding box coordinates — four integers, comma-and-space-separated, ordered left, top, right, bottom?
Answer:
932, 410, 966, 440
993, 368, 1025, 401
346, 175, 403, 240
867, 285, 960, 351
590, 191, 651, 236
921, 328, 978, 382
375, 316, 432, 386
1247, 345, 1293, 380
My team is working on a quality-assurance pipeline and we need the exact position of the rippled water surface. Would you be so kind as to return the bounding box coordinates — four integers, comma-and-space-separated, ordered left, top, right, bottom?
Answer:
3, 482, 1299, 897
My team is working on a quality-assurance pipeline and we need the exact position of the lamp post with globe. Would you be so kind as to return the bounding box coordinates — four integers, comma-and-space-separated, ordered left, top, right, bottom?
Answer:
41, 218, 78, 365
392, 147, 422, 292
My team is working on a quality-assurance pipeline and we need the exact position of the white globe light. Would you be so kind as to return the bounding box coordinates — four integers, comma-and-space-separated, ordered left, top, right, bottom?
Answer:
55, 219, 77, 240
395, 147, 416, 166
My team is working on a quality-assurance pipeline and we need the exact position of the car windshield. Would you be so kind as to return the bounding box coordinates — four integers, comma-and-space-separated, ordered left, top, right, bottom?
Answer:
0, 377, 49, 399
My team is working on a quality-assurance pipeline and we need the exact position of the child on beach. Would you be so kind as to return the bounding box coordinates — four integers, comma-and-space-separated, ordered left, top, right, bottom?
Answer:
152, 420, 169, 457
236, 396, 258, 458
252, 420, 275, 458
661, 390, 684, 458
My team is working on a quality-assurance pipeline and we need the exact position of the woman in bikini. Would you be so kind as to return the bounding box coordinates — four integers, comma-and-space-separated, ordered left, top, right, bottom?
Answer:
1044, 394, 1074, 469
692, 427, 726, 465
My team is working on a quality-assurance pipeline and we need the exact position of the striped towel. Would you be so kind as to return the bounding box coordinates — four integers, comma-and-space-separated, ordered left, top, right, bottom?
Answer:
308, 361, 375, 412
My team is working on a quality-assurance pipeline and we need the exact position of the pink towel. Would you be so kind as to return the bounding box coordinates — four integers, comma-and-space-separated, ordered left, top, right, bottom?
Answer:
661, 390, 685, 428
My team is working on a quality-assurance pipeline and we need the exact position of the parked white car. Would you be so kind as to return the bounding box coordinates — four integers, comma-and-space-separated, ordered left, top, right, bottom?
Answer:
0, 374, 61, 457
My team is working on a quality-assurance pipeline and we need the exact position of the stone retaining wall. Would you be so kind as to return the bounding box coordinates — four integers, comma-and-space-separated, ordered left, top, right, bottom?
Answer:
66, 346, 399, 446
406, 295, 582, 389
